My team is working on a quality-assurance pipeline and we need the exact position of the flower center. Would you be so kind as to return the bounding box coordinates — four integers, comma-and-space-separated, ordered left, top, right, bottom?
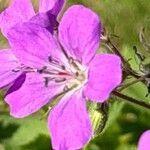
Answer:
37, 56, 87, 90
11, 55, 87, 91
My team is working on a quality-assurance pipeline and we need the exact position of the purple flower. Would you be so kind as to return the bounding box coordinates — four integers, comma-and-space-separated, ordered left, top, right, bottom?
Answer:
0, 0, 64, 89
138, 130, 150, 150
1, 4, 122, 150
0, 0, 64, 37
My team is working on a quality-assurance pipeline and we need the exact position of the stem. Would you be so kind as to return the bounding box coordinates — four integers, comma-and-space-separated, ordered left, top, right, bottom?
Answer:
118, 75, 147, 91
105, 37, 140, 79
128, 71, 140, 79
113, 91, 150, 110
106, 38, 125, 63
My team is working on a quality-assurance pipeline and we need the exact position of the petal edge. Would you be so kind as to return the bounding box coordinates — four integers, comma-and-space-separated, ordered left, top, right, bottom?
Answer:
48, 90, 92, 150
84, 54, 122, 102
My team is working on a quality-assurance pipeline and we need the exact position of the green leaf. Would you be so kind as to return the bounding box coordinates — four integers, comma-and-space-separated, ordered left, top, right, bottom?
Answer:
0, 113, 50, 150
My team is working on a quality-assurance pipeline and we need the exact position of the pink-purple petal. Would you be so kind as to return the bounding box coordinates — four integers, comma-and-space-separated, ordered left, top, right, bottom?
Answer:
6, 73, 26, 95
0, 49, 21, 88
29, 13, 57, 34
5, 73, 65, 118
138, 130, 150, 150
59, 5, 101, 65
39, 0, 64, 16
48, 90, 92, 150
7, 22, 66, 68
0, 0, 35, 37
84, 54, 122, 102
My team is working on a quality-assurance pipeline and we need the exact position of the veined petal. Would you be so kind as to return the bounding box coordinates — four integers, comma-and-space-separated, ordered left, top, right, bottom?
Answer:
30, 12, 57, 34
39, 0, 64, 16
0, 49, 21, 88
138, 130, 150, 150
84, 54, 122, 102
5, 73, 65, 118
7, 22, 67, 68
48, 90, 92, 150
59, 5, 101, 65
0, 0, 35, 37
6, 73, 26, 95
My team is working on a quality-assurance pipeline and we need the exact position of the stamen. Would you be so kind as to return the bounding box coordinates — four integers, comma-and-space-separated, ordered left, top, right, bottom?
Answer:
12, 68, 20, 72
48, 56, 66, 71
69, 57, 80, 71
48, 56, 59, 64
12, 66, 36, 73
39, 45, 87, 89
75, 72, 79, 77
48, 56, 52, 62
44, 77, 49, 87
44, 77, 57, 87
55, 78, 66, 83
58, 72, 70, 76
69, 57, 74, 64
61, 65, 66, 70
63, 85, 69, 92
59, 42, 69, 59
37, 66, 47, 74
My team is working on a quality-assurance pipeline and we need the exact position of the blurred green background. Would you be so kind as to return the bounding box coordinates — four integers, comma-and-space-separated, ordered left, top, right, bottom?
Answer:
0, 0, 150, 150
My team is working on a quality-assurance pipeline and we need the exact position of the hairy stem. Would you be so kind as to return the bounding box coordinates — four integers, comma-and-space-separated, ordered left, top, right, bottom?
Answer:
105, 37, 140, 79
118, 75, 147, 91
113, 91, 150, 110
106, 38, 125, 62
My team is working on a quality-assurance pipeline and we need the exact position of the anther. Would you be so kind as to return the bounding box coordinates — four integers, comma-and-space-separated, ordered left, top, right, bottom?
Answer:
63, 85, 69, 92
12, 66, 21, 72
44, 77, 49, 87
37, 66, 47, 74
75, 72, 79, 77
48, 56, 52, 62
61, 65, 66, 70
69, 57, 74, 64
48, 56, 59, 64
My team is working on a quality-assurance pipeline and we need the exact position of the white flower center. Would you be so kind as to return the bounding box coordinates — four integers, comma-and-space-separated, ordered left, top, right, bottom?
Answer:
37, 56, 88, 91
66, 58, 88, 90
